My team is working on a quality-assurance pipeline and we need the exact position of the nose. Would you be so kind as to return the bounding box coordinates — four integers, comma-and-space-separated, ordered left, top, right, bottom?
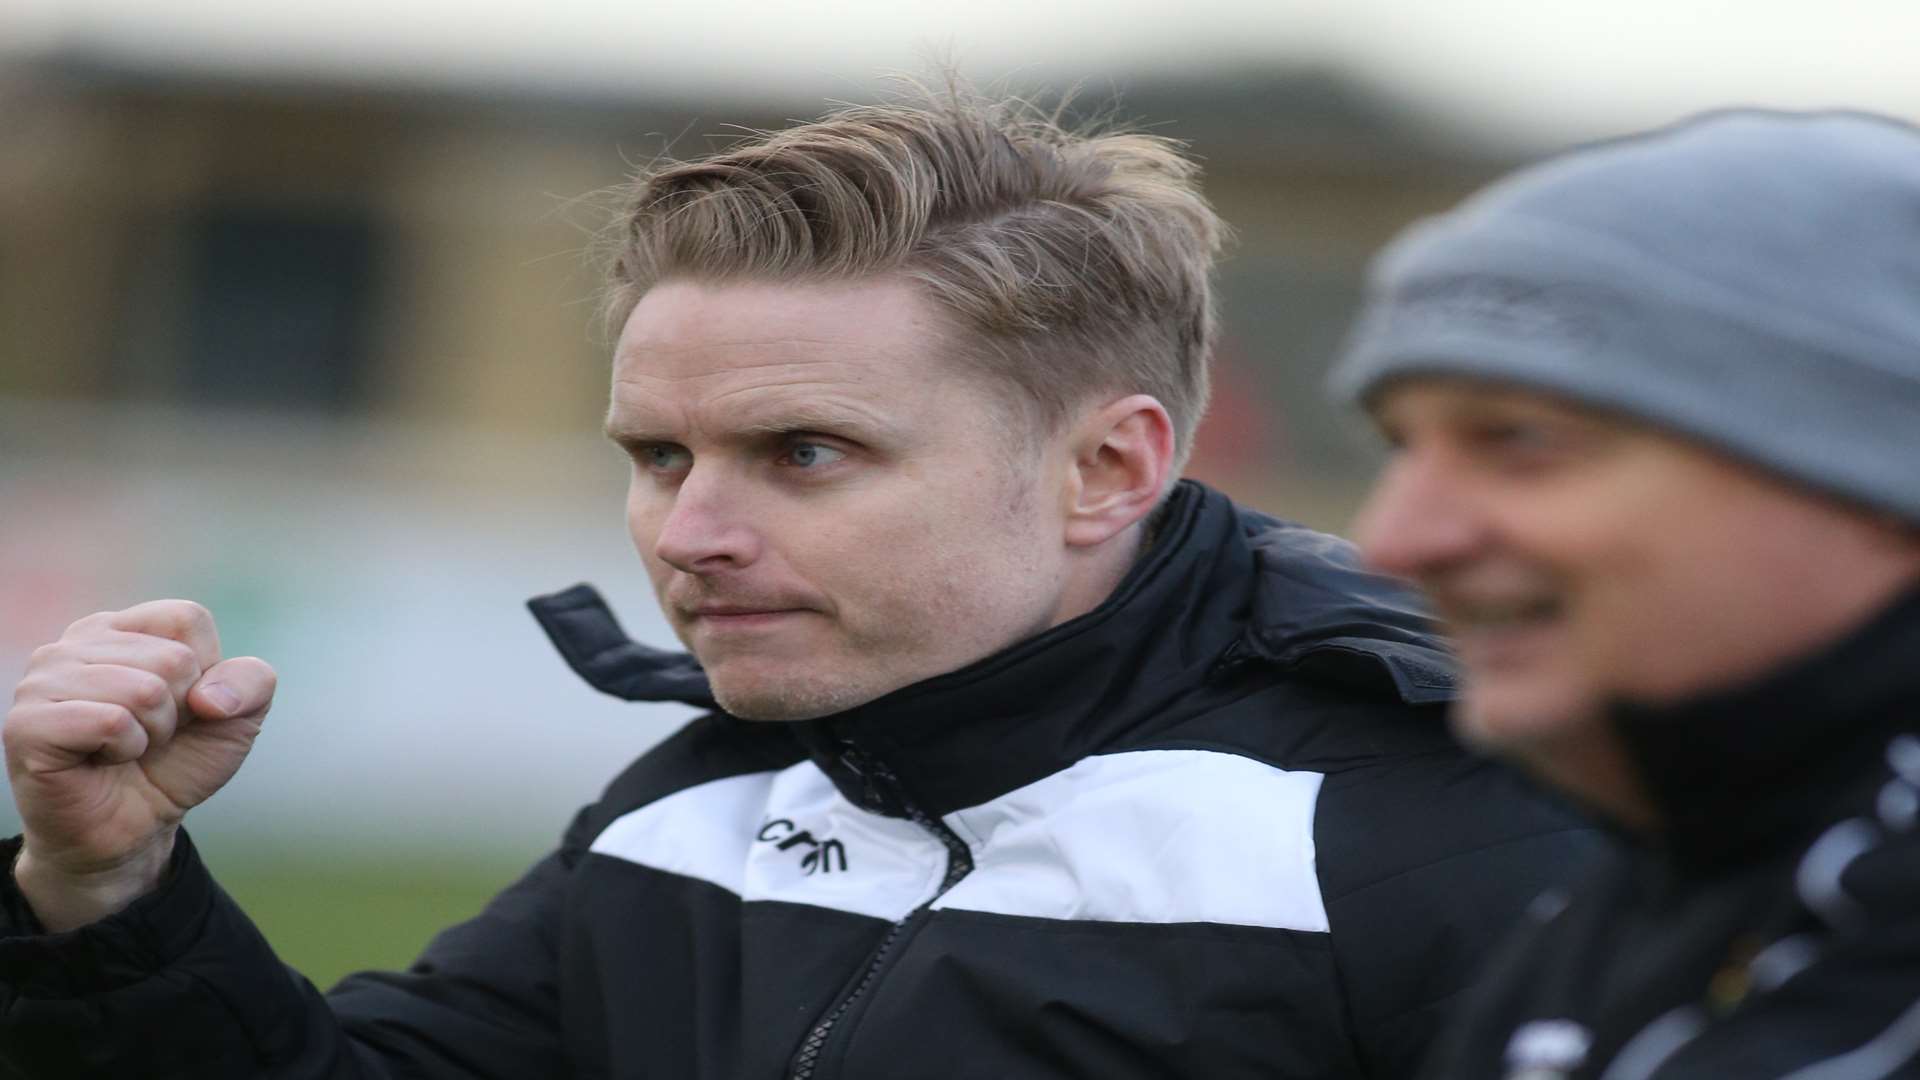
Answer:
648, 468, 764, 574
1352, 450, 1483, 581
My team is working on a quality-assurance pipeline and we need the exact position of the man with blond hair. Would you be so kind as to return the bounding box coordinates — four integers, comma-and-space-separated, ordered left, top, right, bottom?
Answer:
1, 84, 1590, 1078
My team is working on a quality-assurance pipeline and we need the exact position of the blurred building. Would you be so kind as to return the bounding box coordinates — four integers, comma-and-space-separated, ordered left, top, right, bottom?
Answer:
0, 54, 1510, 504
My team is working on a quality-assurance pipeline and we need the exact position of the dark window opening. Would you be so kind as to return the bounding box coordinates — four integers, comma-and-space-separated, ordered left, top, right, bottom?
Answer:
178, 203, 380, 412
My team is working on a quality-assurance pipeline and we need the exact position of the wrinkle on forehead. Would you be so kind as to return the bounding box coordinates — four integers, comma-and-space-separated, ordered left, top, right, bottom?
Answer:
610, 333, 940, 391
607, 365, 926, 447
611, 365, 889, 393
613, 345, 893, 376
620, 338, 901, 358
611, 353, 957, 436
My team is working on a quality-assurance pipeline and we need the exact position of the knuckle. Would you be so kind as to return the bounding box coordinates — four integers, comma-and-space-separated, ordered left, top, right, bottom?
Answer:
153, 641, 201, 683
96, 703, 139, 738
69, 703, 144, 765
128, 672, 175, 713
64, 610, 117, 638
12, 670, 54, 704
167, 599, 214, 630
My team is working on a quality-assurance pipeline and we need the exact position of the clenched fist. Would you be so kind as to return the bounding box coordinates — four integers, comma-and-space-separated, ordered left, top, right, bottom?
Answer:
4, 600, 276, 931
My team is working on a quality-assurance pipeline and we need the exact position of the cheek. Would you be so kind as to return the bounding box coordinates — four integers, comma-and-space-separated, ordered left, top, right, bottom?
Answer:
829, 513, 967, 597
624, 485, 673, 580
827, 496, 1041, 628
623, 475, 650, 529
1500, 482, 1675, 653
1562, 525, 1752, 698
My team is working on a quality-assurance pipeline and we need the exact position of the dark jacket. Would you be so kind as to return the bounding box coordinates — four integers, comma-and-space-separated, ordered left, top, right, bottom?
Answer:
0, 482, 1594, 1078
1421, 586, 1920, 1080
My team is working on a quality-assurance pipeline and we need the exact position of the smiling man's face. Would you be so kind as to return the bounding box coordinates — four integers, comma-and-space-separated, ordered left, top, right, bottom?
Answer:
1352, 378, 1920, 756
606, 276, 1076, 721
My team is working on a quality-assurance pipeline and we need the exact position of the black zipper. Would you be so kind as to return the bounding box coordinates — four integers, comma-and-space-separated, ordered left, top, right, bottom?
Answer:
788, 743, 975, 1080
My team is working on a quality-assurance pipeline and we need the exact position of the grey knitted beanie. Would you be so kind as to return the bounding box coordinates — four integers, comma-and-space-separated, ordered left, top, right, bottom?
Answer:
1329, 110, 1920, 524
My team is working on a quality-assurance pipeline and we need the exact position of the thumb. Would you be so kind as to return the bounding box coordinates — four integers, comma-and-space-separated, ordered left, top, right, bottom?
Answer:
187, 657, 278, 721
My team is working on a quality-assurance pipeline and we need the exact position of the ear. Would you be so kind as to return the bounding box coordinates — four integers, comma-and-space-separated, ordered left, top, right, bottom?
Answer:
1063, 394, 1177, 548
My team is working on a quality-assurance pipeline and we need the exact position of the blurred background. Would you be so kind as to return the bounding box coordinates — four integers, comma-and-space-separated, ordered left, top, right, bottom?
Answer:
4, 0, 1917, 987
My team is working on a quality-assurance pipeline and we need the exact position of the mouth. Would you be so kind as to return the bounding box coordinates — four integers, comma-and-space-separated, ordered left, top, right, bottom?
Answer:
1434, 594, 1567, 667
1441, 595, 1564, 631
683, 606, 813, 630
664, 578, 824, 635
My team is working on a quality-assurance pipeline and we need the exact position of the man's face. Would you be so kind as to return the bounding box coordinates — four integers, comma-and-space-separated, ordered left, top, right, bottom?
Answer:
1354, 378, 1920, 753
606, 276, 1072, 721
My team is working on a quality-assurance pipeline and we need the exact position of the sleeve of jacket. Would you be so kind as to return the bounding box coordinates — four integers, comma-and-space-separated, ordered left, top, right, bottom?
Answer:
0, 825, 579, 1080
1311, 747, 1604, 1078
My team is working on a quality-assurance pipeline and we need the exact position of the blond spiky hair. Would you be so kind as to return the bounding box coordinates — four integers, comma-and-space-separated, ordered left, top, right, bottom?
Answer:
606, 79, 1227, 467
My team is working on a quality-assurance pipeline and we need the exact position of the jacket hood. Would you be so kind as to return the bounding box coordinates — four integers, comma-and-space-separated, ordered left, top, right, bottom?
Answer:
530, 480, 1456, 815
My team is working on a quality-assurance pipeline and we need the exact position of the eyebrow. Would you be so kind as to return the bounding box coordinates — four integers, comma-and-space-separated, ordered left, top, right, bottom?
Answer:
603, 400, 904, 448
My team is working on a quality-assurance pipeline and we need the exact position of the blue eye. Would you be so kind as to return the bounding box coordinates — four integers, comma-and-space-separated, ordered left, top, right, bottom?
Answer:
637, 444, 691, 473
784, 442, 846, 469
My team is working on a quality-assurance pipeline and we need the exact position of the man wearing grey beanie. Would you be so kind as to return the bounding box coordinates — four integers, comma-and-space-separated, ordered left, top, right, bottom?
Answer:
1331, 110, 1920, 1079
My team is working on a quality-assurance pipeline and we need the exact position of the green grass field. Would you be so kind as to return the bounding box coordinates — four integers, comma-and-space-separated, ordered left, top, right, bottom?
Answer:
205, 844, 539, 991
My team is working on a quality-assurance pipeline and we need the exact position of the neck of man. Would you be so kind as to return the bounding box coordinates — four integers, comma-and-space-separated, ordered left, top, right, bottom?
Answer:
1517, 728, 1662, 835
1045, 518, 1152, 631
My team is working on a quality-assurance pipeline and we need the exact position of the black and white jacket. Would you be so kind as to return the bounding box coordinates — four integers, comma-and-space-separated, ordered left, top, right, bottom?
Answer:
0, 482, 1595, 1078
1420, 587, 1920, 1080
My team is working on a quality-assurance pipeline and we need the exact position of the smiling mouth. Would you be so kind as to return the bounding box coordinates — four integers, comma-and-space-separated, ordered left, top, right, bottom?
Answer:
1443, 597, 1564, 632
1437, 596, 1567, 671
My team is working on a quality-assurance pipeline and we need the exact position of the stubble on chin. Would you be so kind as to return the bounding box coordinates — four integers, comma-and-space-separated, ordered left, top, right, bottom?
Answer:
708, 675, 873, 722
698, 629, 912, 722
699, 610, 956, 722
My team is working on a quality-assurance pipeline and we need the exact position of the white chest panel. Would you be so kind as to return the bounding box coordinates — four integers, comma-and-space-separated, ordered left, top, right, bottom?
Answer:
936, 749, 1329, 931
588, 748, 1328, 932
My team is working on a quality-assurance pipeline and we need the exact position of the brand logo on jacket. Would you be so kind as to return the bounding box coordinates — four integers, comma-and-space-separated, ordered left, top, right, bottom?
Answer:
757, 818, 849, 875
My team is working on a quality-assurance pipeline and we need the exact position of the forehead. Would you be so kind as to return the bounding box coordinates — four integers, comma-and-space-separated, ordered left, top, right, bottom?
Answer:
608, 277, 977, 429
1369, 375, 1619, 432
615, 277, 946, 374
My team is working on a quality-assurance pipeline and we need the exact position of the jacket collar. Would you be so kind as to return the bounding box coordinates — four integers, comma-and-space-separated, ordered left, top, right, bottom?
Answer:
530, 480, 1455, 817
1609, 583, 1920, 867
